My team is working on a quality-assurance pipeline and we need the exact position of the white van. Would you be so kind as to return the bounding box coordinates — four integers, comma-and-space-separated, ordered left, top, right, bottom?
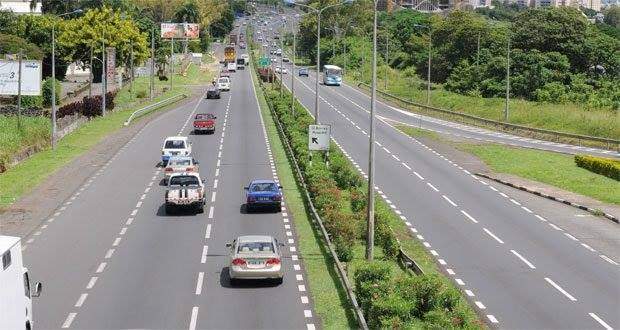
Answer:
0, 236, 42, 330
227, 62, 237, 72
161, 136, 192, 164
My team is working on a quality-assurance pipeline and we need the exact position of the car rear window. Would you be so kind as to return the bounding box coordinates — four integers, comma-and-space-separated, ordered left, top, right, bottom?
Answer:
250, 183, 277, 192
218, 78, 228, 83
169, 159, 191, 166
169, 175, 199, 186
237, 241, 274, 254
165, 140, 185, 149
195, 114, 214, 120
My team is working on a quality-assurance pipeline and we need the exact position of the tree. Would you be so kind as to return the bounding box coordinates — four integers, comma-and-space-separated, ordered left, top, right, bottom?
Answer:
0, 33, 44, 60
59, 6, 149, 82
603, 5, 620, 28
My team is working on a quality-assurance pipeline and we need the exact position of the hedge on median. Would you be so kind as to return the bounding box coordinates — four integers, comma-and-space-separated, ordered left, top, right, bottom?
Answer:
575, 154, 620, 181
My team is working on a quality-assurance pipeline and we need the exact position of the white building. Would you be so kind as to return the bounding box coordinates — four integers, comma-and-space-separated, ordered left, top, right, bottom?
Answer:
0, 0, 42, 14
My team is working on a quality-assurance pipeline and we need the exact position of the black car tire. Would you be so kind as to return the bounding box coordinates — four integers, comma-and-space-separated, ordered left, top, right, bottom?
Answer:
165, 205, 173, 214
274, 277, 283, 285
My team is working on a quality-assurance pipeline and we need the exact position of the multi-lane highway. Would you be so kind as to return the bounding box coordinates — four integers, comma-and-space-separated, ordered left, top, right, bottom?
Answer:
259, 14, 620, 329
23, 42, 315, 329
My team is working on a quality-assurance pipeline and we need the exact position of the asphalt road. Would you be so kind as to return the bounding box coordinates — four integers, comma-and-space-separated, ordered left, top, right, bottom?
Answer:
24, 43, 315, 329
256, 15, 620, 329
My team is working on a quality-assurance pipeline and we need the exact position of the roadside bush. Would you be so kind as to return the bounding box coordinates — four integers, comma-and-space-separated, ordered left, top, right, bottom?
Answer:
136, 89, 147, 99
17, 95, 43, 109
42, 77, 61, 107
368, 293, 415, 329
575, 154, 620, 181
354, 261, 393, 314
57, 100, 82, 118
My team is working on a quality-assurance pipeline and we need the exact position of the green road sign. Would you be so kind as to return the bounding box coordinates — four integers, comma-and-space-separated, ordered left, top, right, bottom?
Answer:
259, 56, 270, 67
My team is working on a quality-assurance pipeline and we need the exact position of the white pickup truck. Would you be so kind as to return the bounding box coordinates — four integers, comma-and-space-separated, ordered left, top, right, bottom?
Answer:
161, 136, 192, 164
165, 173, 206, 214
1, 236, 42, 330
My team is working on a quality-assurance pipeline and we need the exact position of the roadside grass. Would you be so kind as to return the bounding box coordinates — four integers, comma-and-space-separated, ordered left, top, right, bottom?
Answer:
346, 65, 619, 140
251, 60, 357, 329
0, 63, 212, 207
396, 125, 620, 205
0, 116, 49, 170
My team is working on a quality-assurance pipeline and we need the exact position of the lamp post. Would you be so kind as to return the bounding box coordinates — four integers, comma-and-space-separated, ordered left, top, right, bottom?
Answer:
288, 0, 354, 124
51, 9, 82, 149
413, 24, 431, 105
366, 0, 379, 261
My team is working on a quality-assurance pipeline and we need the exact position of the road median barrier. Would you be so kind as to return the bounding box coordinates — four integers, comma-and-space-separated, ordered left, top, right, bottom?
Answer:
250, 42, 481, 328
123, 93, 187, 126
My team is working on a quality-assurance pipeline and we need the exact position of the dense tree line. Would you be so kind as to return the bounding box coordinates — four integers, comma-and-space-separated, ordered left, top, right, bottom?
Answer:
295, 1, 619, 110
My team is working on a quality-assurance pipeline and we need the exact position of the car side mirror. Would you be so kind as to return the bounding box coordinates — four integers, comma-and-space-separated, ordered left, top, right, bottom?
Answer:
279, 185, 283, 189
244, 186, 249, 190
202, 179, 206, 183
225, 243, 232, 248
278, 242, 285, 247
32, 282, 42, 297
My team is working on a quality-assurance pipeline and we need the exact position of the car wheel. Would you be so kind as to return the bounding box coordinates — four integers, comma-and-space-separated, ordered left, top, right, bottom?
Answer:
197, 203, 205, 213
165, 205, 173, 214
274, 277, 283, 285
230, 278, 239, 286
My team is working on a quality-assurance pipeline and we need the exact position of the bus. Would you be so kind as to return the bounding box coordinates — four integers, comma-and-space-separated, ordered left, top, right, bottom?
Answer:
322, 65, 342, 86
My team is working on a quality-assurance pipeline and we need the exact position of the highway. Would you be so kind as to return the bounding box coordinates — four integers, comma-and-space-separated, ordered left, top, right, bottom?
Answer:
23, 43, 315, 329
259, 16, 620, 329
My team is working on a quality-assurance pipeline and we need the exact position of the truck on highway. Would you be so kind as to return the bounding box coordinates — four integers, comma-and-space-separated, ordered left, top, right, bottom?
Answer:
229, 33, 238, 45
224, 46, 236, 64
165, 173, 206, 214
1, 236, 42, 330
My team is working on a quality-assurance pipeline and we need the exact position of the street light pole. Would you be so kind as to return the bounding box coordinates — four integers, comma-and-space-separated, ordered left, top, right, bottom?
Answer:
150, 27, 155, 100
505, 33, 510, 122
291, 18, 296, 117
366, 0, 378, 261
384, 32, 388, 90
315, 10, 320, 124
102, 33, 106, 117
427, 30, 431, 105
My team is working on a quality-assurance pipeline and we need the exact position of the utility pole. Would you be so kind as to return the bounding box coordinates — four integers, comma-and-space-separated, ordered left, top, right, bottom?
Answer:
130, 39, 134, 99
504, 34, 510, 122
51, 21, 58, 148
315, 11, 320, 124
427, 30, 431, 105
102, 37, 106, 116
279, 25, 283, 96
291, 18, 296, 117
89, 45, 93, 97
170, 37, 174, 91
384, 32, 388, 90
150, 27, 155, 100
17, 49, 23, 131
366, 0, 378, 261
476, 31, 480, 73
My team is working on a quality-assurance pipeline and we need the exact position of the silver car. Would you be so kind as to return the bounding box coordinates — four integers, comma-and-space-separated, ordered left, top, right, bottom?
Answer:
163, 156, 199, 182
227, 235, 284, 285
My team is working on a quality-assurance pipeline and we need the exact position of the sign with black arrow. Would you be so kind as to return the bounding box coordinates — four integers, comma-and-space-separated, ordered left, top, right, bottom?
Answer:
308, 124, 331, 151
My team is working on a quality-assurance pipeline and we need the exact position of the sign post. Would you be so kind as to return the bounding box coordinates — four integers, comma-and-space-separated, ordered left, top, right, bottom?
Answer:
308, 124, 331, 165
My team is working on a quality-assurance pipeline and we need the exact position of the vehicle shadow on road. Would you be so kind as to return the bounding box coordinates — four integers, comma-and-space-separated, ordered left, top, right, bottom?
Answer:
219, 267, 281, 289
155, 204, 201, 218
239, 204, 280, 214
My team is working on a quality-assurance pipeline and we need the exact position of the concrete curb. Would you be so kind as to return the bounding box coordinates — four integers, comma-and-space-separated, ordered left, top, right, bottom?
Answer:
476, 172, 619, 224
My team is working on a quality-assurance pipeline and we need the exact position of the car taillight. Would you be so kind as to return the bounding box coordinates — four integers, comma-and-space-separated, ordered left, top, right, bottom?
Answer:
186, 167, 194, 171
165, 167, 173, 172
266, 258, 280, 266
232, 258, 246, 266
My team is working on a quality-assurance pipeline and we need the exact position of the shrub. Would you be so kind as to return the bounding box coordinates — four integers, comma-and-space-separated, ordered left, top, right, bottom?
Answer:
575, 154, 620, 181
57, 100, 82, 118
354, 261, 393, 315
81, 95, 103, 117
42, 77, 61, 107
17, 95, 43, 109
136, 89, 147, 99
368, 293, 415, 328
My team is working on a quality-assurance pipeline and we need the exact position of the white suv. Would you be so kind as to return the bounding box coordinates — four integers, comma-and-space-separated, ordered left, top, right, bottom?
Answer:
161, 136, 192, 164
218, 77, 231, 91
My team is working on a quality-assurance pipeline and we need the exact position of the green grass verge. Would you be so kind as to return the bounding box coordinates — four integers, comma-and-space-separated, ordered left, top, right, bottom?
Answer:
346, 65, 619, 140
250, 60, 357, 329
397, 125, 620, 205
0, 64, 213, 207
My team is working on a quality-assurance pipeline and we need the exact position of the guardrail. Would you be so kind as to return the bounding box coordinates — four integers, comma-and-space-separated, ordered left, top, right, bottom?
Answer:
123, 94, 187, 126
248, 36, 369, 329
356, 81, 620, 152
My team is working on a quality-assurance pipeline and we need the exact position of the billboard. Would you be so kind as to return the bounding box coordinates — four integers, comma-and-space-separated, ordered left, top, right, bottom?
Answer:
161, 23, 200, 39
0, 60, 42, 96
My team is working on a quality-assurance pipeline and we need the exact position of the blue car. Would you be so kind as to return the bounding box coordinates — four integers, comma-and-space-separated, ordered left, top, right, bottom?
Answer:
298, 68, 309, 77
244, 179, 282, 212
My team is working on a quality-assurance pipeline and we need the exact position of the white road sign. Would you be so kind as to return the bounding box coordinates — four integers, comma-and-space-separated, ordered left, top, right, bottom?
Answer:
0, 60, 42, 96
308, 124, 331, 151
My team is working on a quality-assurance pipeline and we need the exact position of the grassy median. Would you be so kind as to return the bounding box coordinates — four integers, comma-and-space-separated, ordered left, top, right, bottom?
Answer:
250, 60, 357, 329
398, 125, 620, 205
0, 63, 212, 207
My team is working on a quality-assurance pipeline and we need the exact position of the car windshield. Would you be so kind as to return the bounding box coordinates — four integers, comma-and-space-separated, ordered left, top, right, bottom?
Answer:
195, 114, 215, 120
237, 241, 274, 254
250, 182, 277, 192
169, 159, 191, 166
164, 140, 185, 149
218, 78, 229, 83
169, 175, 200, 186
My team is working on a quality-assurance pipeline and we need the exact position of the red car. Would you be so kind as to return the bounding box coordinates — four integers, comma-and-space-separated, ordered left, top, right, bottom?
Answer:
193, 113, 216, 134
